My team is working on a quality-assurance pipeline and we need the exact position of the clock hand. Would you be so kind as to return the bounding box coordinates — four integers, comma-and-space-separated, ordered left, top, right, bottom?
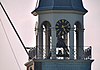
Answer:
63, 24, 70, 32
62, 25, 67, 33
64, 23, 69, 27
63, 27, 67, 33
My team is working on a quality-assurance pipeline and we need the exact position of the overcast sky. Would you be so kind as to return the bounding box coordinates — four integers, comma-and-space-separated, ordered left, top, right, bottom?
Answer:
0, 0, 100, 70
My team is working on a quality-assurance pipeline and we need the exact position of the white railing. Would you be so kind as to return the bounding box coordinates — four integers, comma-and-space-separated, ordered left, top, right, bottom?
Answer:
28, 46, 92, 60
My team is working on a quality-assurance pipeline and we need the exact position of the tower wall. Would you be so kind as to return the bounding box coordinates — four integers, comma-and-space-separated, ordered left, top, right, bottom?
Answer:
38, 11, 83, 26
25, 60, 94, 70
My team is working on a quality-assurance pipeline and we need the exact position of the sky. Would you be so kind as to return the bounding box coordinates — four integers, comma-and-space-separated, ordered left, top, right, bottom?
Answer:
0, 0, 100, 70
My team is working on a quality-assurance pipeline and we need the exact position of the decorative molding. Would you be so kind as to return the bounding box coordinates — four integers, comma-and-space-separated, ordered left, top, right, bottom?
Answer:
35, 10, 85, 15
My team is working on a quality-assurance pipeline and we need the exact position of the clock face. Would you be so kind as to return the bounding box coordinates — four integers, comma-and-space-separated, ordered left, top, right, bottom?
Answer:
55, 19, 70, 36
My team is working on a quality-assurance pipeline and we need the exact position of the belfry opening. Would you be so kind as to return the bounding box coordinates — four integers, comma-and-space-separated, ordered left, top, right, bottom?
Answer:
36, 21, 51, 59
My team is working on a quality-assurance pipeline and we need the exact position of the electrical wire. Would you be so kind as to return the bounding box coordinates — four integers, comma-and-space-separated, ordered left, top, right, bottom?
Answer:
0, 18, 21, 70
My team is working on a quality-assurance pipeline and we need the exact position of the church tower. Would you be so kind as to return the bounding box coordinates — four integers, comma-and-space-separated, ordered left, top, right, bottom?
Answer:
25, 0, 94, 70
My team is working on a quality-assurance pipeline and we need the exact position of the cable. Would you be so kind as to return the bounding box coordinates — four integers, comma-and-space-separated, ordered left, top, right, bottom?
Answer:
35, 0, 39, 9
0, 2, 29, 55
0, 18, 21, 70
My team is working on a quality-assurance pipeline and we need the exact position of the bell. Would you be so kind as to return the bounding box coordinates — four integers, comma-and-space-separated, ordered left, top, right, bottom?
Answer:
57, 50, 63, 57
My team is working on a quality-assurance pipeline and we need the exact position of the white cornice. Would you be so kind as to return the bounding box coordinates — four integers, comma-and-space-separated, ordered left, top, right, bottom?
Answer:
32, 10, 86, 16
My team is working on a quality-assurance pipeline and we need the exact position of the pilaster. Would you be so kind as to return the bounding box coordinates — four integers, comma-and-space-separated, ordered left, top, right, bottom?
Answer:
69, 27, 74, 59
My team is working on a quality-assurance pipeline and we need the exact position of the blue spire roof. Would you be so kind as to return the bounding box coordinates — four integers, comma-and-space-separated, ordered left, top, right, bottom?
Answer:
33, 0, 87, 13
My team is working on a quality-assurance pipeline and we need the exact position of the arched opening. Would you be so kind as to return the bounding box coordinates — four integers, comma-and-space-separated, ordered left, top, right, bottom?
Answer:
41, 21, 51, 59
55, 19, 70, 59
